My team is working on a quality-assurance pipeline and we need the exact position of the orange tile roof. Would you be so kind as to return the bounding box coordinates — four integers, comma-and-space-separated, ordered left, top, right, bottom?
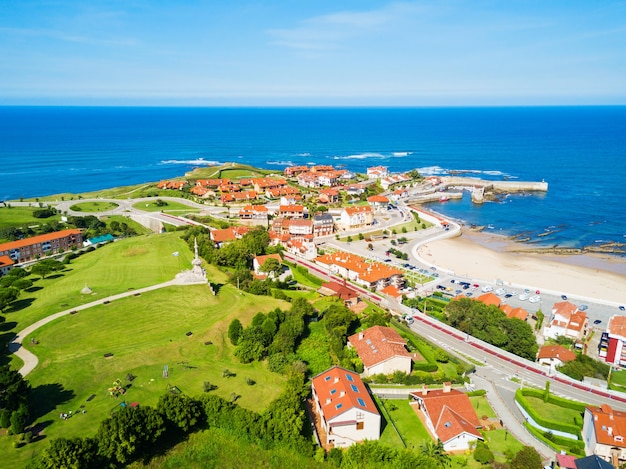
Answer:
608, 315, 626, 338
320, 281, 358, 301
507, 307, 528, 321
348, 326, 411, 368
586, 404, 626, 449
411, 389, 482, 443
315, 251, 402, 284
210, 226, 249, 243
279, 205, 304, 212
344, 206, 373, 216
312, 366, 379, 422
477, 292, 501, 307
537, 345, 576, 362
254, 254, 283, 268
0, 229, 82, 251
367, 195, 389, 203
381, 284, 402, 298
0, 255, 15, 267
553, 301, 578, 316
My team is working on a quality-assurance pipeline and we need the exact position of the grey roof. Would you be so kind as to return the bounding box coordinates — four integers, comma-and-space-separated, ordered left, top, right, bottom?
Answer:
313, 212, 334, 222
575, 455, 615, 469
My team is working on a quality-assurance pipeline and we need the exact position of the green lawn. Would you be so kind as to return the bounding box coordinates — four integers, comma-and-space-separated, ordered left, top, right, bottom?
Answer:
68, 201, 119, 212
5, 233, 198, 332
0, 206, 62, 230
100, 215, 152, 236
6, 284, 289, 467
132, 200, 201, 214
470, 396, 497, 419
381, 399, 432, 449
523, 396, 583, 428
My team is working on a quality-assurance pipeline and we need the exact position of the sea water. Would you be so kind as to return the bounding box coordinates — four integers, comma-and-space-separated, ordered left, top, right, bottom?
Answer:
1, 106, 625, 252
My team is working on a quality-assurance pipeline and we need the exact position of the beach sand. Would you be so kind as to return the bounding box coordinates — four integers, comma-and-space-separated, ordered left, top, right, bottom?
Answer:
417, 229, 626, 304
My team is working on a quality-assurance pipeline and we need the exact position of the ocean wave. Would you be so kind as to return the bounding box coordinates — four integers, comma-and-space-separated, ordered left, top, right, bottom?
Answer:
392, 151, 413, 157
294, 152, 311, 157
333, 152, 385, 160
160, 159, 220, 166
266, 160, 294, 166
418, 165, 447, 176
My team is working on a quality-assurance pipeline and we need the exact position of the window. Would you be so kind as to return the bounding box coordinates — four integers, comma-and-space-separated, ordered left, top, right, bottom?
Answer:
346, 374, 354, 382
356, 421, 364, 430
444, 422, 451, 427
335, 403, 343, 410
350, 384, 359, 392
357, 398, 366, 407
330, 389, 336, 395
324, 375, 331, 382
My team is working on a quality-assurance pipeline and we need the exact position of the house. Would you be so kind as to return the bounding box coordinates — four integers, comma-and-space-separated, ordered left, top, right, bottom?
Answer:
390, 188, 408, 202
367, 166, 389, 179
476, 292, 501, 307
544, 301, 588, 341
196, 178, 230, 188
210, 226, 249, 247
278, 205, 305, 219
367, 195, 389, 211
0, 255, 15, 276
315, 251, 403, 291
380, 174, 411, 190
288, 219, 313, 237
319, 188, 340, 204
285, 237, 317, 260
310, 165, 335, 173
499, 304, 528, 321
252, 177, 287, 193
157, 180, 187, 190
190, 186, 212, 197
297, 172, 321, 188
318, 171, 339, 187
410, 385, 483, 453
311, 366, 381, 448
582, 404, 626, 467
266, 186, 301, 200
537, 345, 576, 372
252, 254, 283, 278
239, 204, 269, 220
574, 454, 615, 469
555, 453, 577, 469
599, 315, 626, 367
337, 206, 373, 231
380, 284, 402, 300
318, 281, 359, 306
344, 183, 367, 196
0, 229, 83, 263
284, 165, 309, 177
313, 212, 335, 237
348, 326, 412, 376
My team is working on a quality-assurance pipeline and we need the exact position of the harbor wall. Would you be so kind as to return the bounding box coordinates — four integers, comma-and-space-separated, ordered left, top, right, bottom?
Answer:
441, 177, 548, 192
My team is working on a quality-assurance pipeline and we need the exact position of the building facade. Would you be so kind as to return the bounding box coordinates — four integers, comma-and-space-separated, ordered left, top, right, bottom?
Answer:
0, 229, 83, 263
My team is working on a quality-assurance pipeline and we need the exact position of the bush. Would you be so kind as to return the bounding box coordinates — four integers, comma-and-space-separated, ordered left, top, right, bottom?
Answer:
473, 442, 494, 464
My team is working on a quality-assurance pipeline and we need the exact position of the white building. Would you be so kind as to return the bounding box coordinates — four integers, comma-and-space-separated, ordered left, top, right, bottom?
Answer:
311, 366, 381, 448
543, 301, 588, 341
583, 404, 626, 466
347, 326, 413, 377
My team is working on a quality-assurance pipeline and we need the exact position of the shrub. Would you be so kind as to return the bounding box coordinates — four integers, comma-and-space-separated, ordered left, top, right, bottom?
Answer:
473, 442, 494, 464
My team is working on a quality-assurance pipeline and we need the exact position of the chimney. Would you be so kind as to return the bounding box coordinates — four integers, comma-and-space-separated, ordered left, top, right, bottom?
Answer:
334, 377, 339, 384
340, 391, 345, 398
443, 382, 452, 393
608, 427, 613, 436
359, 332, 364, 340
326, 398, 331, 405
421, 385, 427, 396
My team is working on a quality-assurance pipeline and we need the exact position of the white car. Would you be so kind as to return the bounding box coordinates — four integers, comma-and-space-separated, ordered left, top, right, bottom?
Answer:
529, 295, 541, 303
481, 285, 494, 293
518, 293, 529, 301
495, 288, 506, 296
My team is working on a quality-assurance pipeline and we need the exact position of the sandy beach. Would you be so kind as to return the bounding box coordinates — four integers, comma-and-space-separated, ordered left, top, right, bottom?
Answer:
417, 229, 626, 305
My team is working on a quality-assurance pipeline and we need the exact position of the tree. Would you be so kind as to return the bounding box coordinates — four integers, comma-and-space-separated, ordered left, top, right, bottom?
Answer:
510, 446, 542, 469
38, 437, 100, 469
12, 278, 33, 291
10, 404, 29, 434
473, 441, 494, 464
227, 319, 243, 345
419, 439, 450, 468
157, 393, 203, 432
96, 405, 165, 464
0, 287, 20, 311
30, 263, 52, 278
260, 257, 282, 277
6, 267, 28, 278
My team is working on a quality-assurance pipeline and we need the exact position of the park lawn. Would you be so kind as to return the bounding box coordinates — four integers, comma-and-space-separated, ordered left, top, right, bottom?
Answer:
132, 200, 201, 214
382, 399, 432, 448
7, 284, 289, 467
523, 396, 584, 428
610, 369, 626, 388
470, 396, 497, 419
5, 233, 201, 338
68, 201, 119, 212
0, 205, 62, 230
100, 215, 152, 235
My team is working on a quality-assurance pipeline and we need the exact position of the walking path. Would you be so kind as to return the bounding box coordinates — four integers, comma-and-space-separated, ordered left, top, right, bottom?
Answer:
8, 277, 203, 377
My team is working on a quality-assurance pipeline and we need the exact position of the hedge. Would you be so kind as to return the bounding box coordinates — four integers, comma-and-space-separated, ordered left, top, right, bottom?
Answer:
520, 388, 587, 412
293, 264, 323, 287
515, 389, 582, 436
466, 390, 487, 397
524, 422, 585, 456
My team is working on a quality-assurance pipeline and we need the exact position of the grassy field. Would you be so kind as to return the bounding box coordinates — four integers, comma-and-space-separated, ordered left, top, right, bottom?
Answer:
470, 396, 497, 419
100, 215, 152, 235
3, 233, 198, 355
68, 201, 119, 212
185, 163, 272, 181
523, 396, 583, 428
380, 399, 432, 448
0, 206, 62, 229
5, 283, 290, 467
132, 200, 202, 214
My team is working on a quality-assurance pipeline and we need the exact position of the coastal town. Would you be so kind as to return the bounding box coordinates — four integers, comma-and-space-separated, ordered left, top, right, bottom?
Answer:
1, 162, 625, 469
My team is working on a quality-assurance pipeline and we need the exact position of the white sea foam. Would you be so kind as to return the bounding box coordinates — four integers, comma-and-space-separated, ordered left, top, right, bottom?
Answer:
333, 152, 385, 160
295, 152, 311, 157
392, 152, 413, 157
266, 160, 294, 166
160, 159, 220, 166
418, 165, 447, 175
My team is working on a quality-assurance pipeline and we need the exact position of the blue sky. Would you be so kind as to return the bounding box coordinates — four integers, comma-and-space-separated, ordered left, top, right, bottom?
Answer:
1, 0, 625, 105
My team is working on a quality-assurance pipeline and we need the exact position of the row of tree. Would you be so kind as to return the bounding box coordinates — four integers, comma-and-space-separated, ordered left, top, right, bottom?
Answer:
444, 297, 538, 360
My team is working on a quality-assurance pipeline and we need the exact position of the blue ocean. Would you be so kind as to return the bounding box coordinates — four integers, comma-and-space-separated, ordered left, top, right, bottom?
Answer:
1, 106, 625, 253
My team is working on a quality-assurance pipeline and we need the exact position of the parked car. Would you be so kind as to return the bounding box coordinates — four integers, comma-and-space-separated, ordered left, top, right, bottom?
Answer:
481, 285, 494, 293
495, 288, 506, 296
518, 293, 529, 301
529, 295, 541, 303
593, 319, 602, 325
561, 294, 568, 300
579, 304, 588, 311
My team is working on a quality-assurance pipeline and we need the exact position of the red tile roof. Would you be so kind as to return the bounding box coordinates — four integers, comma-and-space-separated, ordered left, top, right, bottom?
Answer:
608, 315, 626, 337
367, 195, 389, 203
210, 226, 249, 243
411, 389, 482, 443
320, 281, 358, 301
315, 251, 403, 284
344, 206, 373, 216
348, 326, 412, 368
381, 284, 402, 298
586, 404, 626, 449
477, 292, 501, 307
254, 254, 283, 268
537, 345, 576, 362
312, 366, 378, 422
0, 255, 15, 267
0, 229, 82, 251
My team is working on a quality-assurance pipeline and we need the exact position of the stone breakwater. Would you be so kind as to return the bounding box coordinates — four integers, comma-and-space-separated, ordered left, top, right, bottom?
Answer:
440, 176, 549, 193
